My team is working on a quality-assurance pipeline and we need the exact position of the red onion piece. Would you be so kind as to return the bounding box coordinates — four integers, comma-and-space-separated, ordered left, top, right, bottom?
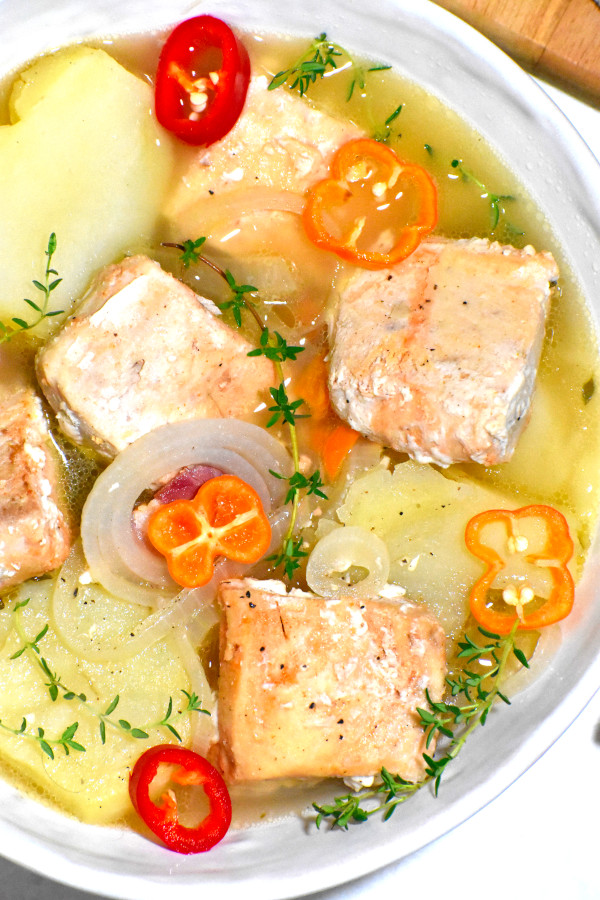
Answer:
154, 465, 223, 503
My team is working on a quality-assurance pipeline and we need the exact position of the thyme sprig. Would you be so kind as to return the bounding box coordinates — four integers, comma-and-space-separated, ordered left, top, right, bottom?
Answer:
0, 718, 85, 761
267, 537, 309, 581
313, 624, 527, 828
450, 159, 516, 231
347, 63, 392, 103
165, 239, 328, 580
0, 233, 63, 344
268, 34, 342, 96
268, 33, 390, 102
373, 102, 403, 144
10, 600, 208, 752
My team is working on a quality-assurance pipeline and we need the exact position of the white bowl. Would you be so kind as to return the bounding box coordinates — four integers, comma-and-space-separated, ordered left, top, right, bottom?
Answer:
1, 1, 600, 898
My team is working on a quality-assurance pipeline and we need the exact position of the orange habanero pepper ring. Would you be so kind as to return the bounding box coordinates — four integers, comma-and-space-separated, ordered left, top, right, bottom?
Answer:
147, 474, 271, 589
464, 504, 575, 634
302, 137, 437, 269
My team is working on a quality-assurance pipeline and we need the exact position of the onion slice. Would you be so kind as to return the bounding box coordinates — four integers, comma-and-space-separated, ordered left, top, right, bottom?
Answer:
172, 630, 218, 755
306, 525, 391, 599
51, 541, 221, 664
178, 187, 306, 238
81, 418, 292, 606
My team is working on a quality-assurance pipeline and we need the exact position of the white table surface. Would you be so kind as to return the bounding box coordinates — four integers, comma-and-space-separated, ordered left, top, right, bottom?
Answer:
1, 73, 599, 900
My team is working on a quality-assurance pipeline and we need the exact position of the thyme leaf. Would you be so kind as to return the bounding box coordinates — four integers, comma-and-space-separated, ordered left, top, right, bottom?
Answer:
0, 233, 63, 343
313, 624, 525, 828
267, 537, 308, 581
582, 376, 595, 405
269, 33, 390, 103
268, 34, 343, 96
248, 329, 304, 363
450, 159, 516, 231
348, 63, 392, 103
179, 237, 207, 268
373, 102, 403, 143
221, 271, 258, 327
0, 718, 86, 760
271, 468, 327, 506
266, 383, 308, 428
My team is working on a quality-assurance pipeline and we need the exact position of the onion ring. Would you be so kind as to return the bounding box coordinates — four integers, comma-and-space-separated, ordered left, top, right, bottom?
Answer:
51, 541, 219, 664
172, 630, 218, 755
81, 418, 292, 605
306, 525, 390, 599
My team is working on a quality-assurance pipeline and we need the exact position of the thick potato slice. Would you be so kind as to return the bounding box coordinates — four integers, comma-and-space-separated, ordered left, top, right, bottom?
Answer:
335, 462, 524, 640
0, 46, 175, 336
0, 578, 193, 824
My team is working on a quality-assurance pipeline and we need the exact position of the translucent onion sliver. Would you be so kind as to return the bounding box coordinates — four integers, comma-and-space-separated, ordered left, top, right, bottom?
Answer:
173, 630, 218, 755
306, 525, 390, 599
51, 542, 217, 664
80, 418, 292, 606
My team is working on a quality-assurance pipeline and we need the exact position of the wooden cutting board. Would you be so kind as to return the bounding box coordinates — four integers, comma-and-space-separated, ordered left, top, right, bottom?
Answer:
432, 0, 600, 104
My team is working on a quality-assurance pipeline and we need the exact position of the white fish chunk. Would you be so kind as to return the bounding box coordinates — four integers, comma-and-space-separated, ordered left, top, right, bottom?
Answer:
36, 256, 274, 457
165, 74, 363, 222
0, 388, 72, 590
328, 238, 559, 465
214, 577, 446, 783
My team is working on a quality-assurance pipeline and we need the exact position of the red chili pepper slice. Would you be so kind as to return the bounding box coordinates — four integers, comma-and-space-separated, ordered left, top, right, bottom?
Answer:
465, 504, 575, 634
303, 138, 438, 269
155, 15, 250, 146
129, 745, 231, 854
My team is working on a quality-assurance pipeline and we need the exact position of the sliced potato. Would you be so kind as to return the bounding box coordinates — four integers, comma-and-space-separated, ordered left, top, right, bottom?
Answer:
0, 46, 175, 336
335, 461, 522, 640
0, 579, 192, 824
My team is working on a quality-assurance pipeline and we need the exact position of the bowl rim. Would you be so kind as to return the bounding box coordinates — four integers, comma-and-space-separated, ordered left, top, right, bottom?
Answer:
0, 1, 599, 897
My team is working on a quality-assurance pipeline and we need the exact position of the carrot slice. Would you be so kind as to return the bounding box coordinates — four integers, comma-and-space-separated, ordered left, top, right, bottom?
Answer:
321, 424, 360, 481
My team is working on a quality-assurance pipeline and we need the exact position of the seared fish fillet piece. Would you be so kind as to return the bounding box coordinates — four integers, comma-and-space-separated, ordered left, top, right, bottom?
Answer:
36, 256, 274, 458
0, 388, 72, 590
328, 238, 559, 466
215, 577, 446, 783
165, 74, 363, 221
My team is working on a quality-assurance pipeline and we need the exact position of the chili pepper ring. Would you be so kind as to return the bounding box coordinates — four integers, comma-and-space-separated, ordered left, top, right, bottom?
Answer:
465, 504, 575, 634
129, 745, 232, 853
155, 15, 251, 146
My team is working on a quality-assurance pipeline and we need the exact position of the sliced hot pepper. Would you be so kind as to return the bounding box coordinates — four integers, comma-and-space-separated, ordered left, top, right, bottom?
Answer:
129, 745, 231, 854
147, 474, 271, 588
155, 15, 250, 146
465, 504, 575, 634
302, 138, 437, 269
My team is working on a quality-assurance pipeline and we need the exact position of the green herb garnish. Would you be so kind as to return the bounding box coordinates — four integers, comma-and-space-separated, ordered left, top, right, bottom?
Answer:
165, 239, 327, 580
179, 237, 207, 268
373, 102, 403, 143
0, 718, 85, 761
269, 34, 342, 96
268, 33, 390, 102
9, 600, 208, 754
0, 233, 63, 343
582, 376, 595, 405
450, 159, 516, 231
313, 624, 527, 828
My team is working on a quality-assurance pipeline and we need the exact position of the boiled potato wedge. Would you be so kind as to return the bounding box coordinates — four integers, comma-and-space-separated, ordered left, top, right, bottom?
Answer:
0, 46, 175, 337
0, 577, 193, 824
335, 460, 579, 641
